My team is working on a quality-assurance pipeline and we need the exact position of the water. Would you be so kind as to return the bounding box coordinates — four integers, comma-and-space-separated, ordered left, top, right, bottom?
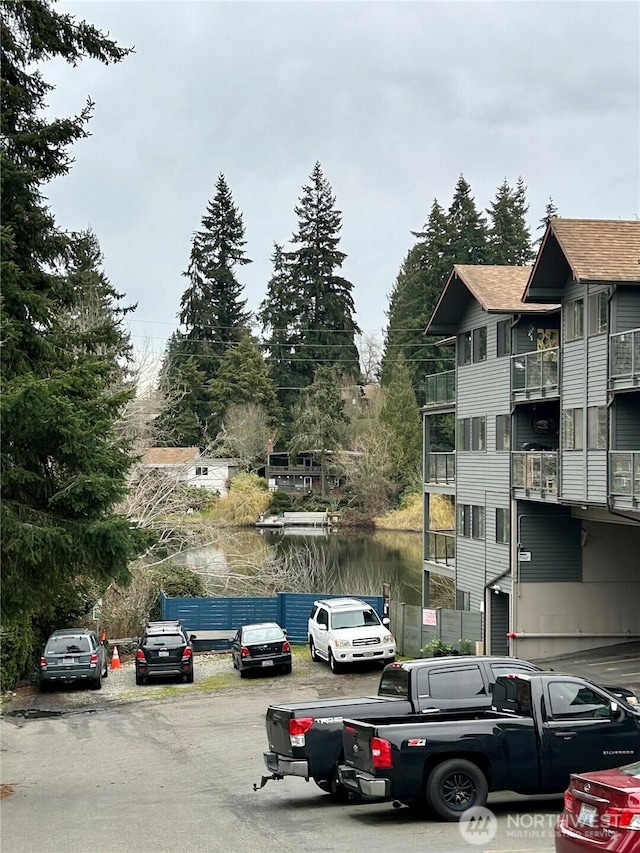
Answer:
172, 528, 423, 606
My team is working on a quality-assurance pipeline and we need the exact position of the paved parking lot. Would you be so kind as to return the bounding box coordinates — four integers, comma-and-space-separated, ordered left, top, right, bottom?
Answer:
533, 640, 640, 700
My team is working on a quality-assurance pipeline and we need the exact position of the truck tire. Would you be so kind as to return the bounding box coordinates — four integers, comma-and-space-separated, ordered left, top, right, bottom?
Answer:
425, 758, 488, 821
328, 650, 342, 674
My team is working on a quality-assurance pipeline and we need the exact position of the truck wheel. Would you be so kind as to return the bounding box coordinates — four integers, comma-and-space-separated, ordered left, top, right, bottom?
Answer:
328, 650, 342, 674
310, 640, 320, 662
425, 758, 488, 822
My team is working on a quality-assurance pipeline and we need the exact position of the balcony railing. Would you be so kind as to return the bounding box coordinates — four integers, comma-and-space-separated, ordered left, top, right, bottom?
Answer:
425, 370, 455, 407
425, 452, 455, 485
425, 529, 455, 565
610, 451, 640, 498
511, 347, 559, 394
512, 451, 558, 494
610, 328, 640, 380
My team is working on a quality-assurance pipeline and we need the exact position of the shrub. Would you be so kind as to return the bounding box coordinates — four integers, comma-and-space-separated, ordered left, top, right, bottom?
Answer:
204, 472, 270, 526
0, 615, 36, 692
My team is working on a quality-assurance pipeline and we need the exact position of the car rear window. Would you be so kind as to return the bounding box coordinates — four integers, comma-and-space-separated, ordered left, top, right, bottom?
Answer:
47, 636, 91, 654
378, 666, 409, 698
143, 634, 185, 649
244, 628, 283, 643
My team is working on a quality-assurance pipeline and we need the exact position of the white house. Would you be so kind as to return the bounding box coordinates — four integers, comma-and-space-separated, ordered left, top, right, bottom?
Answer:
141, 447, 240, 496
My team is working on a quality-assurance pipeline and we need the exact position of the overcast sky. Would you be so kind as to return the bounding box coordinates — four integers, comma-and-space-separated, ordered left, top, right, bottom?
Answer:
45, 1, 639, 367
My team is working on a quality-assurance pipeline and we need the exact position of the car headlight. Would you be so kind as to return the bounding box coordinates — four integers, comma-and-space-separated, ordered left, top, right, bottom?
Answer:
383, 634, 394, 644
334, 638, 351, 649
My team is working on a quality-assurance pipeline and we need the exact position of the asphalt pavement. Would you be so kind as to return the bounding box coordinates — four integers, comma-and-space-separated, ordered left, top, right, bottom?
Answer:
532, 640, 640, 701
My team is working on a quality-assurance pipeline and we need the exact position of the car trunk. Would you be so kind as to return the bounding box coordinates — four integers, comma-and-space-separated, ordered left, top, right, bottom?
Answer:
568, 771, 639, 842
45, 637, 93, 672
246, 641, 284, 660
143, 640, 184, 664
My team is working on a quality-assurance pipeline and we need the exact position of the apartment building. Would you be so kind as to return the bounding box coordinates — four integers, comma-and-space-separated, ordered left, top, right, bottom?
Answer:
422, 219, 640, 660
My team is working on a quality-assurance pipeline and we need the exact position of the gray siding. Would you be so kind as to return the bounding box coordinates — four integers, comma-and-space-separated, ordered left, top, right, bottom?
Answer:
611, 285, 640, 333
613, 394, 640, 450
586, 452, 607, 504
586, 334, 607, 407
561, 453, 586, 501
517, 504, 581, 582
454, 538, 487, 609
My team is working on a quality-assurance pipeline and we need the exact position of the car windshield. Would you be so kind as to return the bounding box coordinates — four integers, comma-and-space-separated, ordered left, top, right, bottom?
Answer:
244, 627, 283, 644
46, 636, 91, 654
144, 634, 185, 648
332, 610, 381, 630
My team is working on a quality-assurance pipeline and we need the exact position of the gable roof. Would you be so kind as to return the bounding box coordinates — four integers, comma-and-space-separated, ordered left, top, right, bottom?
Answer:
425, 265, 557, 336
143, 447, 200, 465
525, 219, 640, 301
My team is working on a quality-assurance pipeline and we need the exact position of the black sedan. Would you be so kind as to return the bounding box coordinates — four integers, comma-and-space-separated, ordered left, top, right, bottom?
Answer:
231, 622, 292, 677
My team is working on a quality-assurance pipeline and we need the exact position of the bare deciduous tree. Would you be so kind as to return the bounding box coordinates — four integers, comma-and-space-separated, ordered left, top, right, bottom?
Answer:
212, 402, 274, 471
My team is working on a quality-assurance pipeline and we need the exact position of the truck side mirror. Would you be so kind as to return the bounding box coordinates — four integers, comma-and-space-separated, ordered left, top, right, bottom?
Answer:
610, 701, 624, 721
318, 624, 327, 632
382, 617, 390, 627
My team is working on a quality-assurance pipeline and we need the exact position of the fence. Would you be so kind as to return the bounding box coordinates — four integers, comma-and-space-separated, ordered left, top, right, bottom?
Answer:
390, 602, 483, 658
160, 591, 383, 649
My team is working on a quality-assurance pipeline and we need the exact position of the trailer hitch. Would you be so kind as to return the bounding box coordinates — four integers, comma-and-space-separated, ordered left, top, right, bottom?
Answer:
253, 773, 282, 791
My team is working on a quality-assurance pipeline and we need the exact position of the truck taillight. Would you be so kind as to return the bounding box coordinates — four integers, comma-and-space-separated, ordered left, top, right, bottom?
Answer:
136, 649, 145, 661
370, 737, 392, 769
40, 657, 47, 669
282, 641, 290, 652
181, 647, 192, 661
240, 646, 250, 658
289, 717, 314, 747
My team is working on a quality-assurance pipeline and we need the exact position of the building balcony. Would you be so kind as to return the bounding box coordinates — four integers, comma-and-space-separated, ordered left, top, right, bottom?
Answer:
610, 451, 640, 502
425, 370, 455, 409
425, 529, 456, 567
610, 328, 640, 390
512, 451, 558, 497
425, 452, 455, 486
511, 347, 559, 401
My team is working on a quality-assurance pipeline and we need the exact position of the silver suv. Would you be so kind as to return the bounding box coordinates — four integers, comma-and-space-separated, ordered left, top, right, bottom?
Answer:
308, 598, 396, 673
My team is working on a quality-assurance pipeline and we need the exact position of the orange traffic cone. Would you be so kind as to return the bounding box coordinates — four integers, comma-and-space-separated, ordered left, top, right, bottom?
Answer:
110, 645, 121, 670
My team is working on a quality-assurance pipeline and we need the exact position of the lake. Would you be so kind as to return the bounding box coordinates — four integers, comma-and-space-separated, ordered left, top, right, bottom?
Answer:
172, 527, 426, 606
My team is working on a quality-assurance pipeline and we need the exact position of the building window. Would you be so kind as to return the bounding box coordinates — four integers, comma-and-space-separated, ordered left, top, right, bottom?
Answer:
496, 414, 511, 451
563, 408, 584, 450
458, 327, 487, 365
457, 504, 485, 539
471, 416, 486, 451
457, 418, 471, 451
195, 466, 209, 476
588, 291, 608, 336
459, 331, 472, 365
496, 508, 509, 544
473, 327, 487, 362
456, 590, 471, 611
566, 299, 584, 341
587, 406, 607, 449
497, 319, 511, 357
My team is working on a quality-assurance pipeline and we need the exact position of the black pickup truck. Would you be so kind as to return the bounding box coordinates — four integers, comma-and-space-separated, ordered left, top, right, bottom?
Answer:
257, 655, 636, 796
337, 672, 640, 821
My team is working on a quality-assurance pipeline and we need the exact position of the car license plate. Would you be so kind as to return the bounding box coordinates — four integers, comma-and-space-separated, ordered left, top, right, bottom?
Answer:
159, 650, 169, 657
578, 803, 597, 826
62, 657, 74, 666
261, 660, 274, 667
363, 651, 373, 657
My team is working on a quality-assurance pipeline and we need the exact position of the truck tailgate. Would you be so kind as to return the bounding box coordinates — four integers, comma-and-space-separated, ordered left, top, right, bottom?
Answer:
342, 718, 379, 772
266, 697, 408, 758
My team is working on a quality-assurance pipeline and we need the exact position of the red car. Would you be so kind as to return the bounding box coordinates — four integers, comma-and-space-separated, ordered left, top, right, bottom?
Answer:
555, 760, 640, 852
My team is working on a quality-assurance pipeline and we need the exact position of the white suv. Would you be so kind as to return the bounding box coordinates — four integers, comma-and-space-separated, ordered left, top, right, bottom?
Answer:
307, 597, 396, 673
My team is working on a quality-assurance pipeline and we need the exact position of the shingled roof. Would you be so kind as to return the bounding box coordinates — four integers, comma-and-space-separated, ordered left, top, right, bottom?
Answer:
143, 447, 200, 465
550, 219, 640, 282
425, 265, 558, 335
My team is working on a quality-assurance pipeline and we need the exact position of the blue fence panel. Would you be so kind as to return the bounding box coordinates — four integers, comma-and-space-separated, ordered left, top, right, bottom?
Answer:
160, 592, 384, 648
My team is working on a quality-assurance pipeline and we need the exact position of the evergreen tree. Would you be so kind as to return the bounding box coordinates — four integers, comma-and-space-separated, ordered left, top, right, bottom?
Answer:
207, 336, 280, 430
289, 366, 349, 496
154, 342, 208, 447
486, 178, 535, 265
379, 357, 422, 491
158, 174, 252, 444
446, 175, 489, 265
0, 1, 143, 674
536, 197, 560, 246
269, 163, 361, 400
